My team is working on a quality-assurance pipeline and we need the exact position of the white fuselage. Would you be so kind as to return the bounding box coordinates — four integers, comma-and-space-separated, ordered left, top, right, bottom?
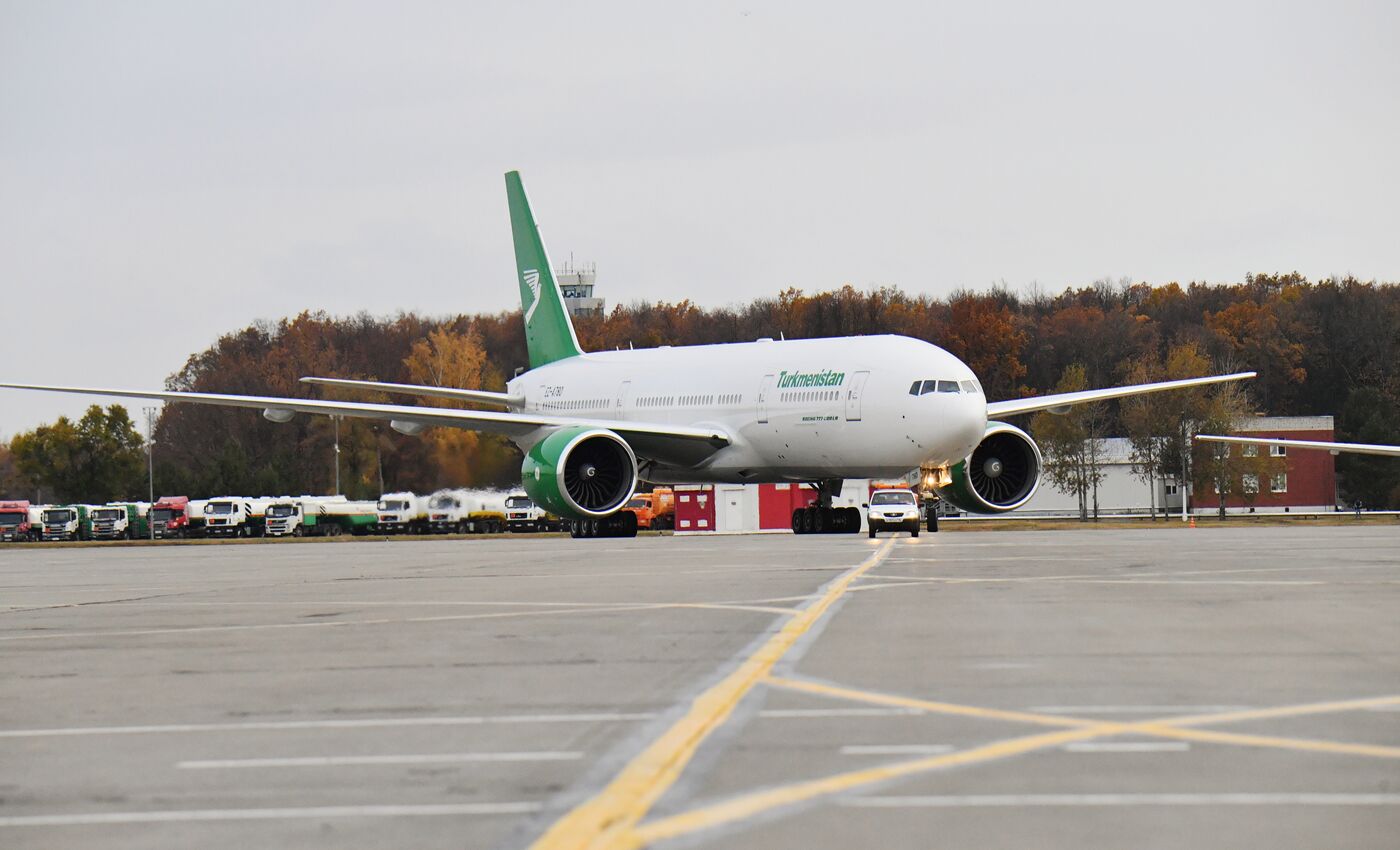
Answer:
507, 335, 988, 483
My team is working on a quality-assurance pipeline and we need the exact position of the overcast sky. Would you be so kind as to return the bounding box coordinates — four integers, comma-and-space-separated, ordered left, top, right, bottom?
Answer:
2, 0, 1398, 434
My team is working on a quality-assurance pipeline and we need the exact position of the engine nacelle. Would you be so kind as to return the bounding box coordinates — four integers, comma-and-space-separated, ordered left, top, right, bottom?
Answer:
521, 426, 639, 519
933, 421, 1042, 513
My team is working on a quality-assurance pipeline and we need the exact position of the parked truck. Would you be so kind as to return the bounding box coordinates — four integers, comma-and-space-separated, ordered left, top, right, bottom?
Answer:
426, 489, 509, 534
40, 505, 94, 541
203, 497, 272, 538
621, 488, 676, 530
89, 502, 151, 540
505, 492, 564, 532
149, 495, 202, 539
264, 496, 379, 537
376, 492, 429, 534
0, 500, 39, 542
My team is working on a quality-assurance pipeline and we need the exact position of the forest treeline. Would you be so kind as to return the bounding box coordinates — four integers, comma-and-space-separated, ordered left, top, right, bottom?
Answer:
3, 273, 1398, 507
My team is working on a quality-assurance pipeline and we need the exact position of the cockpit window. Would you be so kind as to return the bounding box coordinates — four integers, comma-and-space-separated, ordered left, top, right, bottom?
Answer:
960, 380, 977, 393
909, 381, 922, 396
937, 380, 960, 393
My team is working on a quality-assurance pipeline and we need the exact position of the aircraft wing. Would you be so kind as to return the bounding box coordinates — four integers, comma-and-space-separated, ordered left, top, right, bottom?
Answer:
299, 376, 525, 409
986, 372, 1257, 418
1195, 434, 1400, 458
0, 383, 730, 456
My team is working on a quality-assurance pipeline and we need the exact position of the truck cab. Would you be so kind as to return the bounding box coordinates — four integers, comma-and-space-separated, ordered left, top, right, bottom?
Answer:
376, 492, 426, 534
150, 496, 192, 538
0, 500, 36, 542
89, 505, 131, 540
40, 505, 89, 541
505, 493, 559, 532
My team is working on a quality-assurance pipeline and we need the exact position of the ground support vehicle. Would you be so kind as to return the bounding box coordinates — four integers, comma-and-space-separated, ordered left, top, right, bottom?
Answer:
621, 488, 675, 530
865, 488, 921, 538
427, 489, 508, 534
264, 497, 378, 537
203, 497, 271, 538
149, 496, 201, 538
0, 501, 39, 542
376, 492, 429, 534
90, 503, 150, 540
505, 493, 563, 532
40, 505, 94, 541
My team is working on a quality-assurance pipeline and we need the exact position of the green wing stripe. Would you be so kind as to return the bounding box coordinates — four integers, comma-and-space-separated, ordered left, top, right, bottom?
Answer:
505, 171, 585, 368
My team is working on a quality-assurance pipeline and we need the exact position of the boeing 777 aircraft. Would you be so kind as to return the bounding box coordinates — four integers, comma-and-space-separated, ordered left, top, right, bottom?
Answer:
1195, 435, 1400, 458
3, 172, 1255, 538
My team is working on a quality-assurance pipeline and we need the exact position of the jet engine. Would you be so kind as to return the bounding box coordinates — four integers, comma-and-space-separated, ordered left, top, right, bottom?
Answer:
933, 422, 1042, 513
520, 426, 639, 519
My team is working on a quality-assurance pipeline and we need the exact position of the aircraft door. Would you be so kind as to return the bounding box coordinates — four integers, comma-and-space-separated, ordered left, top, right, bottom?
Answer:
757, 374, 774, 424
615, 381, 631, 418
845, 371, 870, 421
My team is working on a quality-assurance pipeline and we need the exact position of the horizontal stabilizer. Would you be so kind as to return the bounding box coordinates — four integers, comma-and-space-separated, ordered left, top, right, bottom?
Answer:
987, 372, 1257, 419
300, 377, 524, 408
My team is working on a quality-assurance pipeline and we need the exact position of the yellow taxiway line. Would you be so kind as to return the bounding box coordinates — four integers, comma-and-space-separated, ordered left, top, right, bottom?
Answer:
526, 538, 897, 850
628, 678, 1400, 845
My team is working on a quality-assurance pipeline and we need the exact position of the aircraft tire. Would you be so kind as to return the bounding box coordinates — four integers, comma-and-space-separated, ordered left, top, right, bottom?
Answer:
814, 509, 829, 534
791, 510, 805, 535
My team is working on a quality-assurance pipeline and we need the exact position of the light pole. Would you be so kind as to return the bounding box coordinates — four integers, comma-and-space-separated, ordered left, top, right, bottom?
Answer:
333, 415, 341, 495
144, 406, 157, 540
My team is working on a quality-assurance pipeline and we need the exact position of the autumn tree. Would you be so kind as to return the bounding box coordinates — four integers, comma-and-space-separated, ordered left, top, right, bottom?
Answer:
403, 327, 519, 488
10, 405, 147, 504
1032, 365, 1108, 521
1190, 379, 1276, 518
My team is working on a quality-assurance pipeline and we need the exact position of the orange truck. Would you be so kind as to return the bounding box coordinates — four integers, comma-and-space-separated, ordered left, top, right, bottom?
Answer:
621, 488, 675, 530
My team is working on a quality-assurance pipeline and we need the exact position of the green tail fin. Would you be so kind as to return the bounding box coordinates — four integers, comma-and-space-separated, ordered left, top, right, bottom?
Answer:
505, 171, 585, 369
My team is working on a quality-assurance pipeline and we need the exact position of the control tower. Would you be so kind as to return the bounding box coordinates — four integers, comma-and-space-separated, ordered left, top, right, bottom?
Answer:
556, 261, 605, 318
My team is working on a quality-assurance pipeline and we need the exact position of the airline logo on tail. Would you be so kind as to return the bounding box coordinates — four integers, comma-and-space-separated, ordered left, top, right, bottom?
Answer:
523, 269, 541, 322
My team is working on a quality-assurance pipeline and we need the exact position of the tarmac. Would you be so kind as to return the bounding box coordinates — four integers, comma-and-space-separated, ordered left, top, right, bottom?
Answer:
1, 524, 1398, 849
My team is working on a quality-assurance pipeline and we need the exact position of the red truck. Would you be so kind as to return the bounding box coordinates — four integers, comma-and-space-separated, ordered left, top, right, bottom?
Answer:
150, 496, 196, 539
0, 500, 38, 542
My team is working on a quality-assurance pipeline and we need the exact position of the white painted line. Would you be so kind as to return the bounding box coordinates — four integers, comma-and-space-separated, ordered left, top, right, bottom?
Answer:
178, 752, 584, 769
1030, 705, 1251, 715
844, 793, 1400, 808
757, 708, 925, 719
0, 802, 542, 827
840, 744, 955, 756
1063, 742, 1191, 753
0, 712, 656, 739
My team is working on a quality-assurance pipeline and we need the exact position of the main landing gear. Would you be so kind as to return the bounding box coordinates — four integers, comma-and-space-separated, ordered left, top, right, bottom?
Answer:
790, 479, 863, 535
569, 511, 639, 539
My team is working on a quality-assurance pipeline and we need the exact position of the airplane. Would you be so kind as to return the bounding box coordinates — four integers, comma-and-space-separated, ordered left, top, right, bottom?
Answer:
1195, 435, 1400, 458
2, 172, 1256, 538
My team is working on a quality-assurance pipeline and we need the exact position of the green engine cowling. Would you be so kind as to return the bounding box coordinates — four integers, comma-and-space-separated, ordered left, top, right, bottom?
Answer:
521, 426, 639, 520
933, 421, 1042, 514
